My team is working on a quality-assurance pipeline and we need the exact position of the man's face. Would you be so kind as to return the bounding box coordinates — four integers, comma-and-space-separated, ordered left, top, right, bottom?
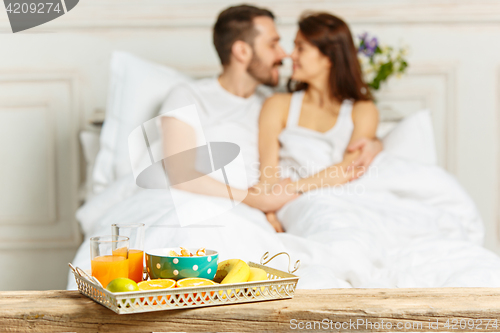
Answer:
247, 16, 286, 87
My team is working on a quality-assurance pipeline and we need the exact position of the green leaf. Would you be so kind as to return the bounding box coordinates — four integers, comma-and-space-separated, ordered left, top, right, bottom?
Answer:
368, 81, 379, 90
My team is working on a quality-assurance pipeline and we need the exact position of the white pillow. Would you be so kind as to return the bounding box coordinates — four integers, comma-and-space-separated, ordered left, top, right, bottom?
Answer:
92, 51, 191, 194
381, 109, 437, 165
79, 130, 100, 201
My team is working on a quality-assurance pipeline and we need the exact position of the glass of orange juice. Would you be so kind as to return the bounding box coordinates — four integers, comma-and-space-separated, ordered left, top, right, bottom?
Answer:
90, 235, 129, 288
111, 223, 145, 283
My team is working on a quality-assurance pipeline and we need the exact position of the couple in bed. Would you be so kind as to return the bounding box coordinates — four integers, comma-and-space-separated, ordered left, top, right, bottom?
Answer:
161, 4, 382, 232
157, 5, 500, 288
68, 5, 500, 289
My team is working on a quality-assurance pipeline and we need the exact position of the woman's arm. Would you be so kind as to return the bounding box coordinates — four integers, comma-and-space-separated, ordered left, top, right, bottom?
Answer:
292, 100, 379, 193
346, 137, 383, 180
162, 116, 296, 212
256, 94, 289, 190
256, 95, 293, 232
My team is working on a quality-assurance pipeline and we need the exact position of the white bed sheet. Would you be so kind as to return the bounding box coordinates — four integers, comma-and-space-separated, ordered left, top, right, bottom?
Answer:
68, 152, 500, 290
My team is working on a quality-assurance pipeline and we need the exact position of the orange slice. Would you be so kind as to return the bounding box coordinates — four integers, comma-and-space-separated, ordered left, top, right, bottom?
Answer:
175, 278, 217, 288
138, 279, 176, 305
138, 279, 176, 290
176, 278, 218, 304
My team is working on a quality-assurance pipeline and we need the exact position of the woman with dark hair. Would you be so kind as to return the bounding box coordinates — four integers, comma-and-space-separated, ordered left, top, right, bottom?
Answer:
256, 12, 379, 231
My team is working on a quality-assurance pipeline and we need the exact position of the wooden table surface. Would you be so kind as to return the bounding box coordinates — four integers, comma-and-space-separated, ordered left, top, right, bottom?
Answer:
2, 288, 500, 332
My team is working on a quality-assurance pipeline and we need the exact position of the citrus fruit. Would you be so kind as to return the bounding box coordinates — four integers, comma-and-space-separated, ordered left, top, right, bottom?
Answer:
138, 279, 176, 290
138, 279, 176, 305
106, 277, 139, 305
176, 278, 218, 304
175, 278, 218, 288
106, 278, 139, 292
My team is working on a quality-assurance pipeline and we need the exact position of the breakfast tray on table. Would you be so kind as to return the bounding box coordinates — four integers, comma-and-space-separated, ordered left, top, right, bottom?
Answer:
69, 252, 300, 314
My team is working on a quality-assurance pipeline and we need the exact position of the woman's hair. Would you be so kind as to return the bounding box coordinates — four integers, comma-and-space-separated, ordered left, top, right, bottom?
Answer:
288, 12, 373, 101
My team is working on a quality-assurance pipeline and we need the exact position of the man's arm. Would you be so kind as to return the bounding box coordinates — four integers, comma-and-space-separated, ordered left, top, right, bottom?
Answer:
266, 212, 284, 233
162, 117, 242, 198
161, 116, 297, 212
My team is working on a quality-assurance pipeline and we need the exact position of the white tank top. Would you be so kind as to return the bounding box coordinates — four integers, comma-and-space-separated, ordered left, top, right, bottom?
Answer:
278, 90, 354, 181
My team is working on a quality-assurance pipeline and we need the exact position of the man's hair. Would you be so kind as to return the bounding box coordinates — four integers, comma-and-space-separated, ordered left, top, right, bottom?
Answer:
213, 4, 275, 66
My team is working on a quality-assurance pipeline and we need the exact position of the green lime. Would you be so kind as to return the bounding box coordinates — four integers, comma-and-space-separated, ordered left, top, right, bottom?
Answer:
106, 278, 139, 305
106, 278, 139, 292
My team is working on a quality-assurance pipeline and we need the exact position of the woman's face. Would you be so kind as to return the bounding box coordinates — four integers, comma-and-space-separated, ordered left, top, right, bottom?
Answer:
290, 31, 331, 84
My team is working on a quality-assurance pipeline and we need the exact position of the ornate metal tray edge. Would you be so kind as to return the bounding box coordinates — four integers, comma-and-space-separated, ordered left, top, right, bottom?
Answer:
70, 252, 300, 314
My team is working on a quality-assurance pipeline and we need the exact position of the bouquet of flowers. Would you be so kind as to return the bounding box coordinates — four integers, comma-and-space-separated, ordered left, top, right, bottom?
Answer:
357, 32, 409, 91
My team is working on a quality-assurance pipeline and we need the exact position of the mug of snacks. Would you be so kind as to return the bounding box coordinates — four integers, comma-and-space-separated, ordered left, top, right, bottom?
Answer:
145, 247, 218, 280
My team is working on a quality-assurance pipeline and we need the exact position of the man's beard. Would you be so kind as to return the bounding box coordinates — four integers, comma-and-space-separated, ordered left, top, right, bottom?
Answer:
247, 53, 282, 87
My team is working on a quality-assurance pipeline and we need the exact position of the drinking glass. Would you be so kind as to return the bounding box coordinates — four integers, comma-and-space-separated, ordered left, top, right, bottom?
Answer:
90, 235, 129, 288
112, 223, 145, 283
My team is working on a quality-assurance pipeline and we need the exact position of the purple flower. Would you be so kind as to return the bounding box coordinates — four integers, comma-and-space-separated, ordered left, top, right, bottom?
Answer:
368, 37, 378, 51
357, 33, 378, 57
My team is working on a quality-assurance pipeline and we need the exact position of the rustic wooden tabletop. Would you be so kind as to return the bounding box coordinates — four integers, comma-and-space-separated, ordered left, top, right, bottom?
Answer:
2, 288, 500, 332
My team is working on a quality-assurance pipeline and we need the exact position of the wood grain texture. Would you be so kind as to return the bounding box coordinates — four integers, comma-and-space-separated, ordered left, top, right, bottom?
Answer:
2, 288, 500, 332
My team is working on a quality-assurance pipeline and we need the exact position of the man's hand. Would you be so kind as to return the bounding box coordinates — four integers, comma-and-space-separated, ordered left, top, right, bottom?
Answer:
346, 137, 383, 180
266, 212, 284, 233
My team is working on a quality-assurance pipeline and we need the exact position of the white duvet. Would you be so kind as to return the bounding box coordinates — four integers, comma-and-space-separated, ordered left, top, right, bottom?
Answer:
68, 152, 500, 289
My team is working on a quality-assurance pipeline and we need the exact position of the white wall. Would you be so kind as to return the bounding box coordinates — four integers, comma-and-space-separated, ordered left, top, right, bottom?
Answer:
0, 0, 499, 290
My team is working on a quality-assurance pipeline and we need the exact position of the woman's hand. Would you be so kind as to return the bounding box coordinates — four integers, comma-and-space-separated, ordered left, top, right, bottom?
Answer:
346, 137, 383, 180
266, 212, 285, 233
